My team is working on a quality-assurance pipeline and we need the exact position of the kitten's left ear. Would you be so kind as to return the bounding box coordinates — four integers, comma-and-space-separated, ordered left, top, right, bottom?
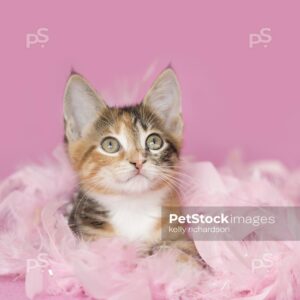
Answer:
143, 68, 183, 138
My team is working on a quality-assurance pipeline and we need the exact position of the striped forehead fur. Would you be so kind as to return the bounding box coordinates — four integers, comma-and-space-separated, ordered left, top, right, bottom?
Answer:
66, 103, 181, 153
98, 104, 180, 153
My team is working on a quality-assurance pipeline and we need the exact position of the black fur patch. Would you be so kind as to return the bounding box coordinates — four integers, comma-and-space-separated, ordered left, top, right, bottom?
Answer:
69, 191, 109, 236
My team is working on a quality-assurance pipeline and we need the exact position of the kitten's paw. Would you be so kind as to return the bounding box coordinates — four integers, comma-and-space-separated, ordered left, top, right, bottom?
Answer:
149, 241, 208, 269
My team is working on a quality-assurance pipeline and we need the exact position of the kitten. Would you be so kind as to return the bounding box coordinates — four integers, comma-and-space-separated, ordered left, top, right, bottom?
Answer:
64, 68, 198, 257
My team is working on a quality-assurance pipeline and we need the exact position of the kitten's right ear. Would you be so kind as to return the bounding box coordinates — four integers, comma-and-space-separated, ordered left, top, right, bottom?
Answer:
63, 74, 106, 142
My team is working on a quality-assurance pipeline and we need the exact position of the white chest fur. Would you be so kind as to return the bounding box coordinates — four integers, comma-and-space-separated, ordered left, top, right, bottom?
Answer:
90, 188, 168, 241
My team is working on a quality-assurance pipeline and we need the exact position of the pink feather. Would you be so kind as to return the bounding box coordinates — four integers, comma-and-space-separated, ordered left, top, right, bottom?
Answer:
0, 146, 300, 299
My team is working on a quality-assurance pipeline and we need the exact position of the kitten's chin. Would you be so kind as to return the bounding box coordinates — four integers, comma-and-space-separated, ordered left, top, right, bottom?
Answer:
122, 174, 151, 194
117, 174, 153, 194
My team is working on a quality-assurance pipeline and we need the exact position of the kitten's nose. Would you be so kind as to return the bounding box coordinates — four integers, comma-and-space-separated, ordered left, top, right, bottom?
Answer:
129, 160, 147, 170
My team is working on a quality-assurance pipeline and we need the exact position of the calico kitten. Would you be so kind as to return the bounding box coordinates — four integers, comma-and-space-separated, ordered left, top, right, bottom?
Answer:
64, 68, 198, 257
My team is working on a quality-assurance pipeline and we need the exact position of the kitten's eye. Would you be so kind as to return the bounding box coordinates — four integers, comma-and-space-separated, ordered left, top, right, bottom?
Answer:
146, 134, 163, 150
101, 137, 120, 153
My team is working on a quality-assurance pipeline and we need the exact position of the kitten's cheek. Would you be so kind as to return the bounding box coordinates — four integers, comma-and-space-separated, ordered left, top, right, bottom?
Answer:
100, 167, 120, 184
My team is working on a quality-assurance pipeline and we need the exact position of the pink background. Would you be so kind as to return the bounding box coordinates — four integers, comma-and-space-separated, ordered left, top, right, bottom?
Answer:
0, 0, 299, 181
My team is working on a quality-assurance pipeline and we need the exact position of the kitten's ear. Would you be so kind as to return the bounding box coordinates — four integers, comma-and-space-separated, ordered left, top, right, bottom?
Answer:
143, 68, 183, 138
63, 74, 106, 141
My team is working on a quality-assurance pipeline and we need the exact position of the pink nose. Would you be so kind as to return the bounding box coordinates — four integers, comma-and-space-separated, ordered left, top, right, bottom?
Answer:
129, 160, 147, 170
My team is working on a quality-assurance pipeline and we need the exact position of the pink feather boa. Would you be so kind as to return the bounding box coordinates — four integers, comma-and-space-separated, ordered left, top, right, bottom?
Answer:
0, 147, 300, 299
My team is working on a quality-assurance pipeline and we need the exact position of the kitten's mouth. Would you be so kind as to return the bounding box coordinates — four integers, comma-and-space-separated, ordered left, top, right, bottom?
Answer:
126, 172, 148, 182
